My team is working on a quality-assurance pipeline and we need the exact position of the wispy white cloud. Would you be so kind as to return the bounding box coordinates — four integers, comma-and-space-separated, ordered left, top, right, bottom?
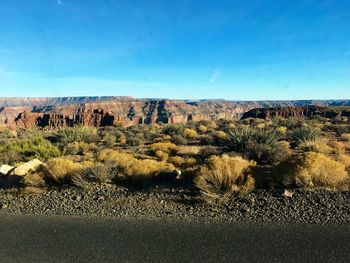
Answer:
57, 0, 62, 5
209, 69, 220, 83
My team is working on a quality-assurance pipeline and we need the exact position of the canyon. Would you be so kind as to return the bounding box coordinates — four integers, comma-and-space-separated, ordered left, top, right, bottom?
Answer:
0, 97, 350, 129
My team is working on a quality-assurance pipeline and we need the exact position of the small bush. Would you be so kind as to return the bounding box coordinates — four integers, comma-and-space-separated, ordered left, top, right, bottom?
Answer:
277, 153, 349, 190
244, 141, 291, 165
163, 124, 184, 136
150, 142, 177, 154
194, 155, 255, 204
168, 156, 185, 166
46, 158, 94, 184
340, 133, 350, 142
0, 136, 61, 164
171, 135, 188, 145
184, 128, 198, 139
53, 126, 99, 145
297, 138, 332, 154
98, 149, 175, 181
155, 150, 169, 161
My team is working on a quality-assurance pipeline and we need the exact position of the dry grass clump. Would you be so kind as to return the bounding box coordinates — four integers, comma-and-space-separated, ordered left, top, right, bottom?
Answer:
215, 131, 229, 141
175, 145, 201, 156
340, 133, 350, 142
168, 156, 185, 166
195, 155, 256, 204
184, 128, 198, 139
46, 158, 94, 183
336, 154, 350, 172
294, 152, 349, 190
155, 150, 169, 161
297, 138, 332, 154
98, 149, 175, 180
150, 142, 177, 154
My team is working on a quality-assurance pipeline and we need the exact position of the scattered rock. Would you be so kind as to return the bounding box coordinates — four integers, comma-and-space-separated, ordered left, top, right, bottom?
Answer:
13, 159, 43, 176
0, 165, 15, 176
282, 190, 294, 198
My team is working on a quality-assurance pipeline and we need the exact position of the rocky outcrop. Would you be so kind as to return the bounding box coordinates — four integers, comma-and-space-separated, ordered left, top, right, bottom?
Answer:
242, 105, 350, 119
1, 97, 350, 129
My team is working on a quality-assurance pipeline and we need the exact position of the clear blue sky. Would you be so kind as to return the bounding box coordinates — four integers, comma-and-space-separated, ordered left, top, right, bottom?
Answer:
0, 0, 349, 100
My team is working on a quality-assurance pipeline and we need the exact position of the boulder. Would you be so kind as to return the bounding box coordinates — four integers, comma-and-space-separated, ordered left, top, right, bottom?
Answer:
13, 159, 43, 176
0, 165, 15, 176
273, 189, 294, 198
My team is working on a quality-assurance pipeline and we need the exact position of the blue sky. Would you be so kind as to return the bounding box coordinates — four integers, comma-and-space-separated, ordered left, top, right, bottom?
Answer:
0, 0, 349, 100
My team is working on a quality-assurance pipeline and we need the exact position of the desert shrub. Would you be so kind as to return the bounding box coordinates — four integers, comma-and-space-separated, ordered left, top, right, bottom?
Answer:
288, 126, 321, 144
46, 158, 94, 184
53, 126, 99, 145
215, 131, 229, 141
155, 150, 169, 161
197, 124, 208, 133
276, 126, 287, 135
328, 140, 345, 155
297, 138, 332, 154
23, 169, 47, 188
175, 145, 200, 156
150, 142, 177, 154
98, 149, 175, 181
102, 133, 117, 147
339, 133, 350, 142
328, 124, 350, 135
198, 146, 220, 157
184, 128, 198, 139
168, 156, 185, 166
126, 136, 142, 146
0, 136, 61, 164
163, 124, 184, 136
244, 141, 291, 165
0, 128, 17, 139
64, 142, 97, 155
336, 154, 350, 172
171, 135, 188, 145
194, 155, 255, 204
276, 153, 349, 190
280, 118, 305, 129
78, 162, 120, 183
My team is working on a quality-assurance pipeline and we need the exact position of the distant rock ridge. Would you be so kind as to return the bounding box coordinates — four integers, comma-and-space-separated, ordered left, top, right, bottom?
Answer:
241, 105, 350, 119
0, 97, 349, 129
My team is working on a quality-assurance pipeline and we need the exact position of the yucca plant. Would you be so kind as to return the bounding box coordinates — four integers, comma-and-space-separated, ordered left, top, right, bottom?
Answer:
289, 126, 321, 145
224, 127, 256, 152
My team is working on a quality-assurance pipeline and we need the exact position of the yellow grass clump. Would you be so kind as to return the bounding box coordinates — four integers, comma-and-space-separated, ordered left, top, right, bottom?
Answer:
294, 152, 349, 190
297, 138, 332, 155
98, 149, 175, 179
198, 125, 208, 133
168, 156, 185, 166
340, 133, 350, 142
195, 155, 256, 204
150, 142, 177, 154
215, 131, 229, 141
46, 158, 94, 183
155, 150, 169, 161
184, 128, 198, 139
175, 145, 200, 156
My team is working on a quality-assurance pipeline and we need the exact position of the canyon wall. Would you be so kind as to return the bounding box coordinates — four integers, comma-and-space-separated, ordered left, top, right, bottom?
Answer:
241, 105, 350, 119
1, 97, 350, 129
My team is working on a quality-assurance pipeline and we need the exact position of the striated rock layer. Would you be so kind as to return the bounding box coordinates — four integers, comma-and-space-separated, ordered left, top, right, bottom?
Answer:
0, 97, 350, 129
241, 105, 350, 119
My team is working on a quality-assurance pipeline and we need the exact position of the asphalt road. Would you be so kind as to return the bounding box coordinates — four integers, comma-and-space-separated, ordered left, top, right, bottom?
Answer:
0, 214, 349, 263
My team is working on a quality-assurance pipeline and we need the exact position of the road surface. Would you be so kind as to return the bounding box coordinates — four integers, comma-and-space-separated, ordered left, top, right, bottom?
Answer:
0, 214, 349, 262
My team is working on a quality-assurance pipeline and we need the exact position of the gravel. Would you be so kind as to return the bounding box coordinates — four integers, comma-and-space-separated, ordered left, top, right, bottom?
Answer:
0, 184, 349, 225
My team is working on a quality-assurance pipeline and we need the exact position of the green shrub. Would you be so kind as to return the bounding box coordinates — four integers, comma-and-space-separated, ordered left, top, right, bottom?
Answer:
163, 124, 184, 136
0, 136, 61, 164
53, 126, 99, 145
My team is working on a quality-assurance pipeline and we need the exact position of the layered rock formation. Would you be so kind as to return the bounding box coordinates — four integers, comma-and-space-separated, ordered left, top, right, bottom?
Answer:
242, 105, 350, 119
1, 97, 350, 129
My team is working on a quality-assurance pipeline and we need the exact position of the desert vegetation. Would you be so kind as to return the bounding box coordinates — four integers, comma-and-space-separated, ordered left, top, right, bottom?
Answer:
0, 114, 349, 205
